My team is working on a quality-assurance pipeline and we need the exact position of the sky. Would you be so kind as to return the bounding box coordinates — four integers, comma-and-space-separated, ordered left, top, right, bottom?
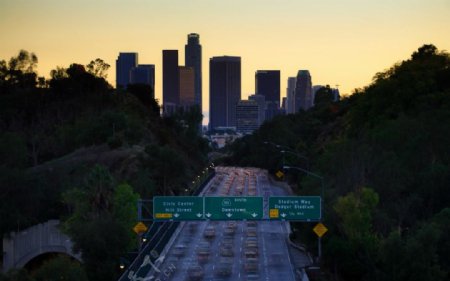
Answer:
1, 0, 450, 124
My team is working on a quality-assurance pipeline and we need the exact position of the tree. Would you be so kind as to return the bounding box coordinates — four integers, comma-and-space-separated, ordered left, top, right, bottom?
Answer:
86, 58, 110, 79
0, 50, 38, 89
63, 165, 139, 281
314, 85, 334, 108
33, 256, 88, 281
0, 269, 34, 281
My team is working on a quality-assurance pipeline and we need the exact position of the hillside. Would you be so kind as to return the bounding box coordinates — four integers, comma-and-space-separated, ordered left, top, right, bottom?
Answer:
225, 45, 450, 281
0, 52, 209, 280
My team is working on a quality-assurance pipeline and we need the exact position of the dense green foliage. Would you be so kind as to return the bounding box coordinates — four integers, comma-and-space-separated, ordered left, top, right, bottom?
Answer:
0, 51, 209, 279
226, 44, 450, 281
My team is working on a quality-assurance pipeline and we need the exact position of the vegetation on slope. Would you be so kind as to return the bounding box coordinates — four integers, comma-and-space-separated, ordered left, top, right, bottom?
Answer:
0, 51, 209, 280
225, 44, 450, 281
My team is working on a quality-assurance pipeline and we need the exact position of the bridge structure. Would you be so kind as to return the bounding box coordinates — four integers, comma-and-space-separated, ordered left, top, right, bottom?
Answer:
2, 220, 81, 272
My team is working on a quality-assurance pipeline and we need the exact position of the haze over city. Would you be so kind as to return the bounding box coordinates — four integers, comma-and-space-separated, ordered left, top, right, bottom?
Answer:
2, 0, 449, 122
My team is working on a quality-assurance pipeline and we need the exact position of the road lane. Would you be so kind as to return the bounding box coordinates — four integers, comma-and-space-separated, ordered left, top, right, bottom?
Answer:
147, 167, 299, 281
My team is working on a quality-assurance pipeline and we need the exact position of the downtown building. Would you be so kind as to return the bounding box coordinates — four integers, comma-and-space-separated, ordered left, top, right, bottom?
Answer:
294, 70, 313, 112
116, 52, 138, 89
162, 50, 180, 115
255, 70, 281, 121
209, 56, 241, 131
130, 65, 155, 95
179, 66, 195, 110
163, 34, 203, 116
116, 53, 154, 97
249, 94, 266, 126
286, 77, 296, 114
236, 100, 259, 134
185, 33, 202, 112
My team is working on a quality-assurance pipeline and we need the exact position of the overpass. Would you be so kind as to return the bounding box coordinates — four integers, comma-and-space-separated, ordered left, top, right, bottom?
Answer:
2, 220, 81, 272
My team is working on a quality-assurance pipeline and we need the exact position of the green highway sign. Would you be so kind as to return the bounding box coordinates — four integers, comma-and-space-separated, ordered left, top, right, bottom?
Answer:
153, 196, 204, 221
204, 197, 263, 220
269, 196, 321, 221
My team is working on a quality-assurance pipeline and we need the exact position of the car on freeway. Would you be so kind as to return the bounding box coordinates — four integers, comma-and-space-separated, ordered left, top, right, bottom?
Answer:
188, 222, 198, 234
187, 265, 204, 281
203, 225, 216, 239
214, 257, 233, 277
244, 273, 260, 281
196, 241, 211, 264
224, 226, 235, 236
244, 258, 259, 273
245, 237, 258, 247
246, 228, 258, 237
244, 247, 259, 259
173, 244, 187, 257
247, 221, 257, 227
219, 242, 234, 257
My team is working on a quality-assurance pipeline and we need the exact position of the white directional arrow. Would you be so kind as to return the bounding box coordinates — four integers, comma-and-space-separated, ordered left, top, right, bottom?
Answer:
174, 213, 180, 218
196, 213, 202, 218
281, 213, 287, 218
206, 213, 212, 218
251, 213, 258, 218
226, 213, 232, 218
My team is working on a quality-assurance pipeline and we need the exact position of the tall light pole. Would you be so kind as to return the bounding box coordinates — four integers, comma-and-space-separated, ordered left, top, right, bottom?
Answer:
283, 165, 325, 261
263, 141, 309, 169
281, 150, 309, 170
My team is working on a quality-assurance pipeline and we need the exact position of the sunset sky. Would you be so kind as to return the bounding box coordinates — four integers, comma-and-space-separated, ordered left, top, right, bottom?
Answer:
1, 0, 449, 122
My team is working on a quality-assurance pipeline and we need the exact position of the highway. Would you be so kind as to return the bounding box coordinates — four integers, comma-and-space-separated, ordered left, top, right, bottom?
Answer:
147, 167, 301, 281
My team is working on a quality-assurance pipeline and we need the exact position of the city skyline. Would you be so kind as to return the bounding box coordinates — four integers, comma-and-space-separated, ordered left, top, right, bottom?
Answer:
1, 0, 449, 124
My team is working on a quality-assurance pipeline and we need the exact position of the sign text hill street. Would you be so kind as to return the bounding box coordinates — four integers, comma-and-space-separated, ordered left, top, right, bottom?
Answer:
269, 196, 321, 221
153, 196, 204, 221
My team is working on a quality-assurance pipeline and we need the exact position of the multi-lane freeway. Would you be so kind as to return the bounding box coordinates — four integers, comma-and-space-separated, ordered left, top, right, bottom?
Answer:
146, 167, 309, 281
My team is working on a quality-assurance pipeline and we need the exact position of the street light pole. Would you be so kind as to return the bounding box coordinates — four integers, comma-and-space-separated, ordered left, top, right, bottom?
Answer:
263, 141, 309, 170
281, 150, 310, 170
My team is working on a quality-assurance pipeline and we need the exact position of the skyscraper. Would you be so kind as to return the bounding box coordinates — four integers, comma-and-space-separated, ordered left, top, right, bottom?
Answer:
255, 70, 280, 120
130, 64, 155, 91
286, 77, 296, 114
294, 70, 313, 112
236, 100, 259, 134
116, 52, 138, 89
179, 66, 195, 109
249, 94, 266, 126
255, 70, 280, 103
209, 56, 241, 130
163, 50, 180, 115
185, 33, 202, 111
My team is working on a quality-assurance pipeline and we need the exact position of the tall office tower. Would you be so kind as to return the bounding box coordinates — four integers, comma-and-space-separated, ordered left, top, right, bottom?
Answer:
163, 50, 180, 115
286, 77, 296, 114
116, 52, 138, 89
281, 97, 287, 114
179, 66, 195, 109
255, 70, 280, 120
185, 33, 202, 111
332, 87, 340, 102
209, 56, 241, 130
236, 100, 259, 134
130, 64, 155, 92
294, 70, 313, 112
312, 85, 324, 106
249, 94, 266, 126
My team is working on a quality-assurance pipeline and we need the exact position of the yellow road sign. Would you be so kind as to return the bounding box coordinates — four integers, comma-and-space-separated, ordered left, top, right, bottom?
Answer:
276, 170, 284, 179
313, 222, 328, 237
269, 208, 279, 218
133, 222, 148, 234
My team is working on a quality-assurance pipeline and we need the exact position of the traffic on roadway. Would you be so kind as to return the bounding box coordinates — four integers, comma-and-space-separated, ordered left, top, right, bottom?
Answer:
147, 167, 302, 281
